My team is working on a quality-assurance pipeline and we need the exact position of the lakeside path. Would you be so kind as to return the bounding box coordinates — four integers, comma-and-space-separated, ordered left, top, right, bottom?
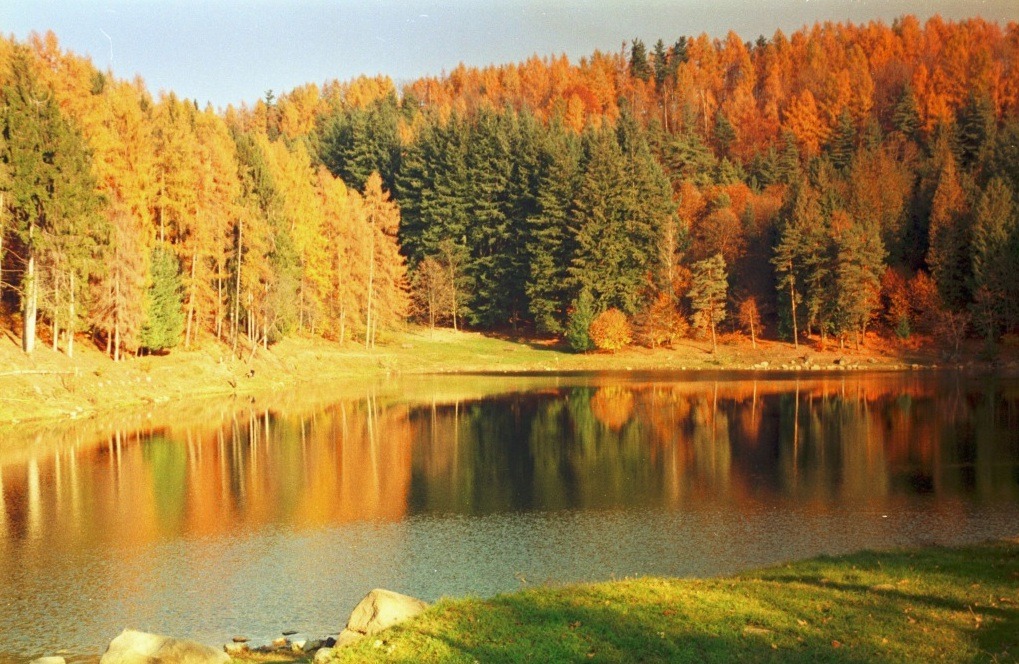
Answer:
2, 326, 1016, 429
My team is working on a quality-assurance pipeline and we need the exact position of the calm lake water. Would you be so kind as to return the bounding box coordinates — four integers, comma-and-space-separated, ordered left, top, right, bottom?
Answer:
1, 371, 1018, 658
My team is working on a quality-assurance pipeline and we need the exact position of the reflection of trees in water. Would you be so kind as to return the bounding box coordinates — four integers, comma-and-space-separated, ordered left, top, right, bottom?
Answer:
1, 376, 1017, 551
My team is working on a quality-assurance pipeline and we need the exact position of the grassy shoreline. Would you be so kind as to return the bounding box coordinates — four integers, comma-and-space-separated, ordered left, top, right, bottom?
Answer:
323, 538, 1018, 663
1, 325, 1016, 428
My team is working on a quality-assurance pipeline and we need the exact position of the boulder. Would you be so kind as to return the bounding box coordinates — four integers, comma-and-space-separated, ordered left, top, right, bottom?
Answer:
312, 647, 334, 664
100, 629, 229, 664
342, 589, 429, 641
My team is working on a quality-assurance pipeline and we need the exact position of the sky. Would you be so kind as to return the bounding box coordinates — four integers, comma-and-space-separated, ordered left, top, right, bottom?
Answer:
3, 1, 1017, 109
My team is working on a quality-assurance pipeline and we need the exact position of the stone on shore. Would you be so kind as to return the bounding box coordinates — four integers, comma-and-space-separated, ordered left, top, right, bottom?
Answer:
312, 646, 335, 664
339, 589, 429, 645
100, 629, 229, 664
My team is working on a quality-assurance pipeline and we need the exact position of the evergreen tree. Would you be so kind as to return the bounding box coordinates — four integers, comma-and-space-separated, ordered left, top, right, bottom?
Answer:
688, 253, 728, 354
629, 39, 652, 81
1, 48, 101, 354
139, 245, 184, 351
891, 84, 921, 141
565, 287, 595, 352
526, 118, 579, 334
828, 109, 856, 171
319, 93, 400, 192
970, 178, 1017, 339
926, 154, 971, 309
955, 91, 996, 173
832, 213, 886, 348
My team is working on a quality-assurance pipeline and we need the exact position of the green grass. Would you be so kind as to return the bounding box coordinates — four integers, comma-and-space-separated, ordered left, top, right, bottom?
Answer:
326, 539, 1019, 663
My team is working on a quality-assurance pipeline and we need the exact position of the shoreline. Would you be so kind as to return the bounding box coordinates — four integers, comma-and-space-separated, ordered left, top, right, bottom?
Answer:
2, 326, 1017, 429
7, 537, 1016, 663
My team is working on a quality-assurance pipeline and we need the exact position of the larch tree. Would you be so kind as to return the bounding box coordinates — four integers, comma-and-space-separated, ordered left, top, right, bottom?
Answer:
91, 79, 157, 360
361, 171, 407, 348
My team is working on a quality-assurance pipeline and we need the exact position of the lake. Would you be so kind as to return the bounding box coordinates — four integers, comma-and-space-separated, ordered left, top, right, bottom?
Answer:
1, 371, 1017, 659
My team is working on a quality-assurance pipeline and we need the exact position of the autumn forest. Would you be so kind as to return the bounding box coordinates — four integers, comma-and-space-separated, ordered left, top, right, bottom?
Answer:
2, 15, 1019, 360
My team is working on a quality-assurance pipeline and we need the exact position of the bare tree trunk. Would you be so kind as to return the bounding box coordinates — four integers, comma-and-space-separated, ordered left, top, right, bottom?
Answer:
22, 222, 37, 354
52, 271, 59, 352
0, 193, 5, 304
216, 256, 224, 341
185, 251, 197, 348
365, 231, 375, 350
232, 218, 242, 355
114, 273, 121, 362
67, 271, 75, 359
788, 271, 798, 351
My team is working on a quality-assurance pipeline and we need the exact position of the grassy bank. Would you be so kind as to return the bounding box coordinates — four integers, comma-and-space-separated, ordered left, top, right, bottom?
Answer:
1, 324, 1016, 427
324, 539, 1019, 663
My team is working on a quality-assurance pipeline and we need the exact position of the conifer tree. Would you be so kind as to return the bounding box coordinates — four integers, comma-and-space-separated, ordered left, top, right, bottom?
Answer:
688, 253, 728, 354
139, 245, 184, 351
1, 48, 101, 354
970, 178, 1017, 339
926, 154, 970, 309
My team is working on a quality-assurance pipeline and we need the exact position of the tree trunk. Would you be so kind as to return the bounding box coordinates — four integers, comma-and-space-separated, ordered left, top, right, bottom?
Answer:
232, 218, 242, 355
365, 231, 375, 350
788, 270, 798, 350
52, 272, 59, 352
67, 271, 75, 359
0, 193, 5, 304
710, 309, 717, 354
185, 251, 197, 348
113, 273, 121, 362
22, 225, 37, 354
750, 317, 756, 350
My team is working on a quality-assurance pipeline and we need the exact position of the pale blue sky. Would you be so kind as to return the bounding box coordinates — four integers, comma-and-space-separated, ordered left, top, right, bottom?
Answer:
3, 1, 1016, 109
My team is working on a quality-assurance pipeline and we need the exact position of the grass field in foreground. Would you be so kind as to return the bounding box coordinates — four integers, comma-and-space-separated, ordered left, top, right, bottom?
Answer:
326, 539, 1018, 663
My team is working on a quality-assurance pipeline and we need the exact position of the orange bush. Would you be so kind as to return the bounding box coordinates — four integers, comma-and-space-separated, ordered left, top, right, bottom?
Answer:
588, 308, 632, 352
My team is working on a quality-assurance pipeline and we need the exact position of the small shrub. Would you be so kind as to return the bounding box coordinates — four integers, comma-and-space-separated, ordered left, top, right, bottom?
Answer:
588, 308, 632, 352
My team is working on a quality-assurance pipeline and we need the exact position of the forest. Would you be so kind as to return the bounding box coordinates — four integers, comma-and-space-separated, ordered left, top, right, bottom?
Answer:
1, 15, 1018, 359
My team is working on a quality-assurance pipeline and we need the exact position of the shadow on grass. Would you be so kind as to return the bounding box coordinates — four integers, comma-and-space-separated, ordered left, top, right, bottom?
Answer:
355, 541, 1018, 663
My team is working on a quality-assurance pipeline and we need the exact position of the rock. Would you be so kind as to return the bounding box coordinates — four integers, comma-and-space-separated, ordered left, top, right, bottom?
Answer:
231, 636, 249, 643
344, 589, 429, 639
31, 657, 66, 664
100, 629, 229, 664
271, 637, 288, 648
336, 629, 363, 647
313, 647, 335, 664
223, 643, 248, 656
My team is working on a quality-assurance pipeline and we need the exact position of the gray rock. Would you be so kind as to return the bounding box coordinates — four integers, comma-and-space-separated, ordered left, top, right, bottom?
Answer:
100, 629, 229, 664
344, 589, 429, 638
313, 647, 335, 664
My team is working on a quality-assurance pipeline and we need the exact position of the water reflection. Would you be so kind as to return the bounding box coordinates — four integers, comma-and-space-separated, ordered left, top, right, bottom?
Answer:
0, 373, 1017, 656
